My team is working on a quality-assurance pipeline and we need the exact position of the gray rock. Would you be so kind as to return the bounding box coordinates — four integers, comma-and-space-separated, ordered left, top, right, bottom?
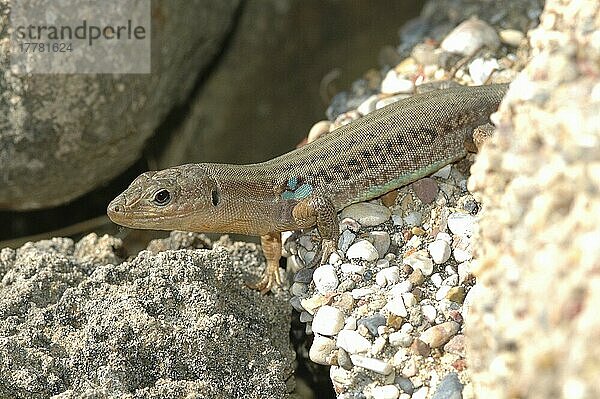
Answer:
0, 233, 294, 398
432, 372, 463, 399
357, 313, 386, 336
0, 0, 240, 210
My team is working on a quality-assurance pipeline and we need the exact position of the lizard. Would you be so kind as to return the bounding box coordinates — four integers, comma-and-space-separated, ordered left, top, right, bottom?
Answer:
107, 83, 509, 293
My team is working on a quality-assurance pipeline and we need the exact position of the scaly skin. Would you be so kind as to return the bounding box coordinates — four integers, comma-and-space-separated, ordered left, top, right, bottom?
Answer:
107, 83, 509, 293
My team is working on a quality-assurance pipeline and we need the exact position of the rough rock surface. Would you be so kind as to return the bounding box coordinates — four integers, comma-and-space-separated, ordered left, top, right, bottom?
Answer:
466, 0, 600, 398
0, 0, 240, 210
0, 232, 294, 398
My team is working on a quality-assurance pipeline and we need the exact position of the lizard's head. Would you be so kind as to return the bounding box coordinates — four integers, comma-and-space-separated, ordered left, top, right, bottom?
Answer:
107, 164, 221, 231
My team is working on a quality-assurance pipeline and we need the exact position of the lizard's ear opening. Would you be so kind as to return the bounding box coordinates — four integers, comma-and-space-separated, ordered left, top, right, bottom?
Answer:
211, 188, 220, 207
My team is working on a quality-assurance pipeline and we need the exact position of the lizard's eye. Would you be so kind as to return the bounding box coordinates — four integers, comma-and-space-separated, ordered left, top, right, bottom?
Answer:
153, 189, 171, 206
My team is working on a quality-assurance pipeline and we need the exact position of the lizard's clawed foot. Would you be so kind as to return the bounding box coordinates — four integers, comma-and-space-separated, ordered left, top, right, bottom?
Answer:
247, 259, 283, 294
307, 238, 339, 269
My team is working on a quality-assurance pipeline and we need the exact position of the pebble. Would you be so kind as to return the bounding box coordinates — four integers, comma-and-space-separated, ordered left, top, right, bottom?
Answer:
372, 336, 387, 355
412, 387, 429, 399
336, 329, 371, 354
287, 255, 304, 273
351, 287, 374, 299
340, 203, 391, 226
339, 230, 356, 253
290, 296, 304, 312
403, 211, 422, 227
299, 311, 313, 323
312, 305, 345, 336
313, 264, 339, 294
376, 94, 411, 109
294, 267, 314, 283
301, 294, 328, 314
390, 280, 413, 295
499, 28, 525, 46
401, 293, 417, 307
376, 266, 400, 287
372, 385, 400, 399
337, 348, 353, 370
392, 214, 404, 226
389, 331, 413, 347
403, 250, 434, 276
396, 376, 414, 395
412, 178, 439, 204
431, 164, 452, 179
469, 57, 500, 85
329, 251, 342, 264
440, 17, 500, 55
370, 231, 391, 257
406, 234, 422, 248
435, 285, 452, 301
347, 240, 379, 261
457, 262, 472, 284
384, 297, 408, 317
442, 274, 458, 286
298, 235, 315, 251
380, 69, 415, 94
340, 217, 361, 232
401, 357, 417, 377
309, 335, 336, 365
443, 334, 465, 357
357, 94, 380, 115
307, 120, 332, 143
453, 236, 473, 262
431, 273, 443, 287
341, 263, 365, 274
447, 213, 476, 237
446, 287, 466, 303
432, 372, 463, 399
291, 282, 308, 296
420, 321, 460, 348
410, 338, 431, 356
357, 313, 386, 336
421, 304, 437, 322
428, 239, 451, 264
408, 269, 425, 285
350, 354, 392, 375
333, 292, 355, 312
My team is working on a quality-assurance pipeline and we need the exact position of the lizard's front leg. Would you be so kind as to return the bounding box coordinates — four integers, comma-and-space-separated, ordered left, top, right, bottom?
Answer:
292, 195, 339, 267
249, 231, 283, 294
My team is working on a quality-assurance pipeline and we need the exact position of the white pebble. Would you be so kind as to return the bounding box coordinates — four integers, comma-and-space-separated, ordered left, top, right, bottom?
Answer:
440, 17, 500, 55
435, 285, 452, 301
307, 120, 332, 143
469, 57, 500, 85
372, 385, 400, 399
313, 264, 339, 294
499, 28, 525, 46
344, 316, 357, 330
389, 331, 413, 347
336, 329, 371, 354
401, 292, 416, 307
357, 94, 379, 115
436, 232, 452, 244
347, 240, 379, 261
412, 387, 429, 399
381, 70, 415, 94
428, 240, 451, 264
312, 305, 344, 336
376, 94, 410, 109
351, 288, 374, 299
328, 251, 342, 264
390, 280, 413, 295
341, 203, 391, 226
402, 250, 434, 276
421, 304, 437, 322
431, 273, 443, 287
309, 335, 336, 365
406, 235, 422, 248
458, 261, 472, 284
447, 213, 476, 237
453, 237, 473, 262
442, 274, 458, 286
350, 354, 392, 375
384, 297, 407, 317
376, 266, 400, 287
341, 263, 365, 274
401, 323, 413, 333
372, 336, 387, 355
